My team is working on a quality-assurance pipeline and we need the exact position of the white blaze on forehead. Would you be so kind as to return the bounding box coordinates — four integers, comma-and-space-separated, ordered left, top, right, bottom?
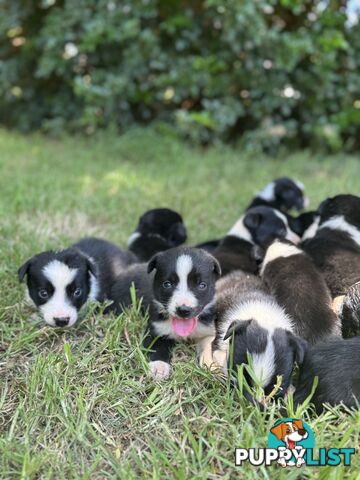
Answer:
257, 181, 275, 201
40, 260, 79, 327
273, 209, 300, 244
227, 215, 253, 243
260, 240, 303, 275
294, 179, 304, 191
319, 215, 360, 247
167, 254, 198, 316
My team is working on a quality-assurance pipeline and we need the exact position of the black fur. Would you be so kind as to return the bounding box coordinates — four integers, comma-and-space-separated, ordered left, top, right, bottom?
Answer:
261, 240, 341, 344
128, 208, 187, 261
248, 177, 307, 212
294, 337, 360, 413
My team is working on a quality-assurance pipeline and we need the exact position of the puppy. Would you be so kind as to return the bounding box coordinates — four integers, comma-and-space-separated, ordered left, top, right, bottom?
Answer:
294, 337, 360, 413
248, 177, 309, 212
270, 419, 308, 467
18, 237, 136, 327
302, 194, 360, 336
213, 271, 307, 400
128, 208, 187, 261
212, 206, 300, 275
260, 239, 341, 344
142, 247, 221, 380
195, 178, 306, 252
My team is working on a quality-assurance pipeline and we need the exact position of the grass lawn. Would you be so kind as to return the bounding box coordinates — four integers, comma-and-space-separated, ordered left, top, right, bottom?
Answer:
0, 127, 359, 479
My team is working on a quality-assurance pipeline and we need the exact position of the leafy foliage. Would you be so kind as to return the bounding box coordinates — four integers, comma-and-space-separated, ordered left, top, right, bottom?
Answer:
0, 0, 359, 151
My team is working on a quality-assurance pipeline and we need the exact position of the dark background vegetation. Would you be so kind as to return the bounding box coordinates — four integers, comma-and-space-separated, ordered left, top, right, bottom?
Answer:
0, 0, 359, 152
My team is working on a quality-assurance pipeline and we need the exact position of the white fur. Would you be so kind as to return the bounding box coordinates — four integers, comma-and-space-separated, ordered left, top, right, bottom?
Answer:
40, 260, 78, 327
149, 360, 171, 380
167, 255, 198, 316
260, 240, 303, 275
224, 297, 293, 334
294, 180, 304, 191
302, 215, 320, 241
257, 181, 275, 201
252, 335, 276, 388
273, 209, 300, 244
127, 231, 141, 247
227, 216, 253, 243
319, 215, 360, 247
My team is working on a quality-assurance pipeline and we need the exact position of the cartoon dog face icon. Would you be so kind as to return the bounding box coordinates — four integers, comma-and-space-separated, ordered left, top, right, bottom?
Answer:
271, 419, 308, 467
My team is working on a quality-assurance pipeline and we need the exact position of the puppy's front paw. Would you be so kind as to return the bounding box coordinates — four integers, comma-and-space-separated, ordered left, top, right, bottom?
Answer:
149, 360, 171, 381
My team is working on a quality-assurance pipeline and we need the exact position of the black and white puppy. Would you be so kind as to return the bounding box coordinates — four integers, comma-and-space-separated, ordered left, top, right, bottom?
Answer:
302, 194, 360, 336
260, 240, 341, 344
213, 271, 307, 400
248, 177, 309, 212
144, 247, 221, 380
18, 237, 136, 327
294, 337, 360, 413
128, 208, 187, 261
212, 206, 300, 276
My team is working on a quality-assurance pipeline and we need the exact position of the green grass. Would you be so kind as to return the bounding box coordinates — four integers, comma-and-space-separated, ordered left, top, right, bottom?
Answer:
0, 127, 359, 479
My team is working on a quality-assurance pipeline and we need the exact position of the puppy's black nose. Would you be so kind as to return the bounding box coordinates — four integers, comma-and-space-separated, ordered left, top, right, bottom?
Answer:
298, 429, 306, 436
175, 305, 192, 318
54, 317, 70, 327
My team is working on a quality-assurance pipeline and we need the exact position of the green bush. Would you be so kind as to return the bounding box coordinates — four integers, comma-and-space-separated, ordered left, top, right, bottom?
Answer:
0, 0, 359, 151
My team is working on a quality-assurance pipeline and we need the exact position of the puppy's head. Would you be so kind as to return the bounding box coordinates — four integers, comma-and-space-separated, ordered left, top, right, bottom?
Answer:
225, 320, 307, 399
271, 419, 308, 445
235, 206, 300, 248
148, 247, 221, 337
318, 194, 360, 228
18, 248, 97, 327
258, 177, 308, 212
273, 177, 308, 211
130, 208, 187, 247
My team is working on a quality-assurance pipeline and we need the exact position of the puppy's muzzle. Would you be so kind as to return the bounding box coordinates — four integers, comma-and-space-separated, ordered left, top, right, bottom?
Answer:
175, 305, 193, 318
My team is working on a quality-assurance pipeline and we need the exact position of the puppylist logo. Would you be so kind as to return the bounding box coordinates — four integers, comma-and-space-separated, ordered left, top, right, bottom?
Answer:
235, 418, 355, 468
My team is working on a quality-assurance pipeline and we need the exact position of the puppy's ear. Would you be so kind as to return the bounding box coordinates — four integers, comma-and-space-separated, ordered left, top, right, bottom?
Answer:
148, 253, 161, 273
287, 332, 308, 364
270, 422, 285, 441
18, 258, 32, 282
86, 257, 98, 277
317, 197, 333, 218
224, 319, 251, 341
212, 258, 221, 278
244, 212, 261, 230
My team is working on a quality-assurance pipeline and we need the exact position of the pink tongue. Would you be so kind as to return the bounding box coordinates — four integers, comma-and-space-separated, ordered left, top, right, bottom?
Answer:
171, 317, 197, 337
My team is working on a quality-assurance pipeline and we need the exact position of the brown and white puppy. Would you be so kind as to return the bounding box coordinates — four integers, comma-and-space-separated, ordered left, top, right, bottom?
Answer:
260, 239, 341, 344
270, 419, 308, 467
213, 271, 307, 401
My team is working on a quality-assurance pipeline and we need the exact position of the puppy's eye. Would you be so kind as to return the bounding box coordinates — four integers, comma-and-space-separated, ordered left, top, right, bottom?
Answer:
38, 289, 49, 299
162, 281, 172, 289
73, 288, 82, 297
198, 282, 207, 290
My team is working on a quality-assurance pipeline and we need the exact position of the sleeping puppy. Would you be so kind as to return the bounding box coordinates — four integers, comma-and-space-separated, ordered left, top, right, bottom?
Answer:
143, 247, 221, 380
302, 194, 360, 336
213, 271, 307, 401
294, 337, 360, 413
248, 177, 309, 212
128, 208, 187, 261
18, 237, 136, 327
212, 206, 300, 276
195, 177, 307, 252
260, 239, 341, 344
